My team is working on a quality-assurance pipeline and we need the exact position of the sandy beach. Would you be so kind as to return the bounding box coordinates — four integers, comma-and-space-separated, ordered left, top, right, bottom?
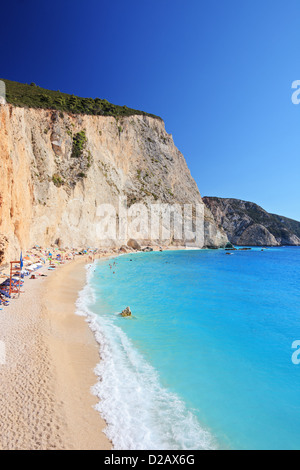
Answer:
0, 257, 111, 450
0, 245, 186, 450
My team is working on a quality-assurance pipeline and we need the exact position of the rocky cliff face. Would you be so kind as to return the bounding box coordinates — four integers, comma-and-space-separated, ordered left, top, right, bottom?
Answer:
0, 104, 227, 263
203, 197, 300, 246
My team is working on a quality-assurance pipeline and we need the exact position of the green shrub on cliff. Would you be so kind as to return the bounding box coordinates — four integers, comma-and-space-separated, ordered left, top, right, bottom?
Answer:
52, 174, 63, 187
71, 131, 87, 158
1, 79, 161, 120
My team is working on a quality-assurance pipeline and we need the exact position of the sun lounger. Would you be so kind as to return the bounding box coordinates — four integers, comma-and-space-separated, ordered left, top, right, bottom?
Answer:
0, 296, 10, 306
0, 290, 11, 299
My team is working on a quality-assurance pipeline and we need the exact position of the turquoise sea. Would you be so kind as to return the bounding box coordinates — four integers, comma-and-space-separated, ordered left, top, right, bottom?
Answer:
77, 247, 300, 450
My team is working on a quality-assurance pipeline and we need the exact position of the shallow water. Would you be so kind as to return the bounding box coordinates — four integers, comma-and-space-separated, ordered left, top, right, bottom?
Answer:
77, 247, 300, 450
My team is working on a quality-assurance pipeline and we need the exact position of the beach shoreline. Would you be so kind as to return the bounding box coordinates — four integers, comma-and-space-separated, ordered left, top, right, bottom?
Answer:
43, 257, 112, 450
0, 245, 195, 450
0, 256, 112, 450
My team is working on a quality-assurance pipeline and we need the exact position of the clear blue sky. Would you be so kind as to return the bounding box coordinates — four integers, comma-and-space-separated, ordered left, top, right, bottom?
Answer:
1, 0, 300, 219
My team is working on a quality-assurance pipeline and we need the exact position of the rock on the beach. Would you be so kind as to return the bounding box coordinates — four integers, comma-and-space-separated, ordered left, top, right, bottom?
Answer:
127, 239, 141, 251
121, 306, 132, 317
225, 242, 235, 249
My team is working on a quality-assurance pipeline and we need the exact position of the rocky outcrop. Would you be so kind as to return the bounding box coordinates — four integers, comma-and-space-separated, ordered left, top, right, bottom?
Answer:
0, 103, 228, 264
237, 224, 278, 246
203, 197, 300, 246
127, 239, 141, 251
121, 307, 132, 317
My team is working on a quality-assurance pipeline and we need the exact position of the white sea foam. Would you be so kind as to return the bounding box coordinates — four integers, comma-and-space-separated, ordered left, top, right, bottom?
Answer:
75, 263, 216, 450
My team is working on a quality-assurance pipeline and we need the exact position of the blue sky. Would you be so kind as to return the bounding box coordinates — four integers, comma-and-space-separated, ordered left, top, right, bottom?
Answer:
1, 0, 300, 219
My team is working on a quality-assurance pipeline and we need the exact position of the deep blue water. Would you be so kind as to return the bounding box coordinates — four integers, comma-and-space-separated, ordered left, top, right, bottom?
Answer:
81, 247, 300, 450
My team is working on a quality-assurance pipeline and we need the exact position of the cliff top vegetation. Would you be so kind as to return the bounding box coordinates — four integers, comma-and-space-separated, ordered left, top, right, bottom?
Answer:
1, 79, 162, 120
